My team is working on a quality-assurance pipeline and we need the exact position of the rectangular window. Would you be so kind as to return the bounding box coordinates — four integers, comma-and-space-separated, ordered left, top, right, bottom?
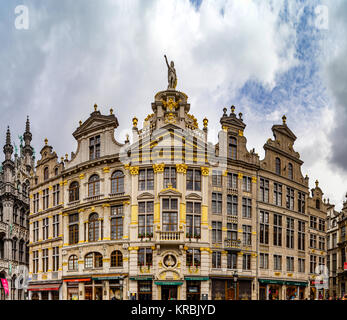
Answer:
242, 176, 252, 192
298, 191, 305, 213
259, 211, 269, 244
273, 214, 282, 246
286, 256, 294, 272
33, 251, 39, 273
111, 205, 124, 240
227, 252, 237, 269
259, 178, 269, 202
242, 225, 252, 246
273, 183, 282, 206
286, 217, 294, 249
53, 184, 60, 206
139, 168, 154, 191
286, 187, 294, 210
163, 167, 177, 188
227, 195, 238, 216
89, 135, 100, 160
186, 202, 201, 238
68, 213, 79, 245
42, 218, 49, 241
33, 221, 39, 242
274, 255, 282, 270
242, 197, 252, 218
52, 247, 59, 272
310, 216, 317, 229
318, 236, 325, 250
332, 253, 337, 272
138, 248, 153, 267
33, 193, 39, 213
212, 221, 222, 243
298, 258, 305, 273
243, 254, 251, 270
227, 173, 238, 189
310, 255, 316, 274
186, 249, 201, 267
212, 170, 222, 187
42, 188, 49, 210
310, 234, 317, 249
212, 192, 222, 214
318, 219, 325, 232
162, 198, 178, 232
138, 202, 153, 238
42, 248, 49, 273
227, 223, 238, 241
228, 136, 237, 160
298, 221, 305, 251
212, 251, 222, 268
186, 169, 201, 191
260, 253, 269, 269
53, 214, 59, 238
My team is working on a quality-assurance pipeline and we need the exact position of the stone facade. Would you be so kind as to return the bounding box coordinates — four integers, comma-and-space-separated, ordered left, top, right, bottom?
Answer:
0, 119, 34, 300
28, 84, 331, 300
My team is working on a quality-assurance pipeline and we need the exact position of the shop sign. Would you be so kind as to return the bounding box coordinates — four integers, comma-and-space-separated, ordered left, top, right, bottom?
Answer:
63, 278, 91, 283
154, 281, 183, 286
344, 262, 347, 271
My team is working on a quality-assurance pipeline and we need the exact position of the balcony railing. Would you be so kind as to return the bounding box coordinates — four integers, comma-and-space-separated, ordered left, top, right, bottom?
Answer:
84, 194, 104, 202
156, 231, 183, 242
224, 239, 241, 250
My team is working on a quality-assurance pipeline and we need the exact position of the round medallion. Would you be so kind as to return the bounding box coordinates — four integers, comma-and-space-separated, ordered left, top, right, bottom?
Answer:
163, 254, 177, 268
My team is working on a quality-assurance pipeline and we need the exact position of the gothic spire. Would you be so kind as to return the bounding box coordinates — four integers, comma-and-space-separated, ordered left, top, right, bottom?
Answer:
23, 115, 32, 147
3, 126, 13, 160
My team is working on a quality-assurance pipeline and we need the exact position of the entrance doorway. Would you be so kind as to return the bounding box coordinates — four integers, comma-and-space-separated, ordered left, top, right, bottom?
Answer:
161, 286, 177, 300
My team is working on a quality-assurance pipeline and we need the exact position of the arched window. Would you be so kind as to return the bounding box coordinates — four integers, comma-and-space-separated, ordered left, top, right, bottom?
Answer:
288, 163, 293, 180
88, 175, 100, 197
88, 213, 99, 242
44, 167, 49, 181
275, 158, 281, 175
69, 181, 79, 202
111, 171, 124, 194
316, 199, 320, 210
68, 255, 78, 271
228, 136, 237, 160
110, 250, 123, 267
84, 252, 103, 269
55, 167, 59, 176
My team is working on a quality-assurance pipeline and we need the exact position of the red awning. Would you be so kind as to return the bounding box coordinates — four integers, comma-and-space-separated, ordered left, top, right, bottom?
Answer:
63, 278, 91, 283
27, 284, 61, 291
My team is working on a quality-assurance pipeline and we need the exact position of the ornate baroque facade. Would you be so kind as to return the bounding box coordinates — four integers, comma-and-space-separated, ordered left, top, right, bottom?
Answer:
28, 82, 331, 300
0, 119, 34, 300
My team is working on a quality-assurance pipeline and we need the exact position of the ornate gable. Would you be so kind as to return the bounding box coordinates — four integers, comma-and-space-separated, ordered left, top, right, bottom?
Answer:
73, 104, 119, 140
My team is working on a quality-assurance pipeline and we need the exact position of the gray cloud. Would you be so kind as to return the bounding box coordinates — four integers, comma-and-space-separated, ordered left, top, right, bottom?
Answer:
325, 0, 347, 173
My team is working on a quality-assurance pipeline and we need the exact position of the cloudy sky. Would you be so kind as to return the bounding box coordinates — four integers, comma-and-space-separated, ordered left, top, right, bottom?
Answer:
1, 0, 346, 209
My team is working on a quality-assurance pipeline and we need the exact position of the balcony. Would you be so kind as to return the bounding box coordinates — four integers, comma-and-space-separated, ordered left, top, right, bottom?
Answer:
156, 231, 183, 243
224, 239, 241, 251
84, 194, 104, 202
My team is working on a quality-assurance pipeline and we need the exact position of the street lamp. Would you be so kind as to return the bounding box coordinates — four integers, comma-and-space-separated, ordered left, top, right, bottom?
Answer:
233, 271, 238, 300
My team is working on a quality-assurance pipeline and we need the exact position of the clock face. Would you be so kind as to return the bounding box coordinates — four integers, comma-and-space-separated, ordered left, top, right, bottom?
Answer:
163, 254, 177, 268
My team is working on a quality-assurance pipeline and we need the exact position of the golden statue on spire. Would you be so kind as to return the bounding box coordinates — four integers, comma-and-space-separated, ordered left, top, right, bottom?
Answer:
164, 55, 177, 90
